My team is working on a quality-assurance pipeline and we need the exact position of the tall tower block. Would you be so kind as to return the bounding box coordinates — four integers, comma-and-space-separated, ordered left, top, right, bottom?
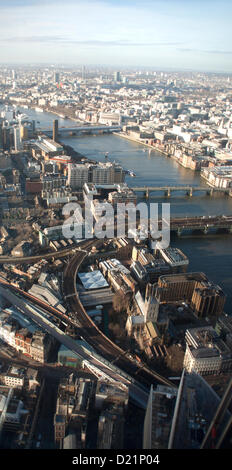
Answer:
53, 119, 58, 142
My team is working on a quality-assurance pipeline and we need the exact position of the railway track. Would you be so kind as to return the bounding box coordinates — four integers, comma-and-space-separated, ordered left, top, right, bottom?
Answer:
0, 238, 176, 390
63, 241, 176, 389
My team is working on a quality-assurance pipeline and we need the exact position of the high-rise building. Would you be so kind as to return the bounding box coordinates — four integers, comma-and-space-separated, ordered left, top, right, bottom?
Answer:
53, 119, 59, 142
2, 127, 11, 150
54, 72, 60, 84
0, 121, 3, 150
20, 125, 28, 141
114, 71, 121, 82
156, 272, 208, 302
13, 127, 22, 151
191, 284, 225, 319
32, 120, 36, 134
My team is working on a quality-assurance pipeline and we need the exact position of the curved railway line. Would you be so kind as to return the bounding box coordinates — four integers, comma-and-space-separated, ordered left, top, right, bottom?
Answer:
0, 238, 176, 390
62, 240, 176, 389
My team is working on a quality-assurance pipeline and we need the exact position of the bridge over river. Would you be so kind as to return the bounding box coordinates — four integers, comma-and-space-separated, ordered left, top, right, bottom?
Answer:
39, 124, 121, 137
165, 215, 232, 236
132, 185, 232, 198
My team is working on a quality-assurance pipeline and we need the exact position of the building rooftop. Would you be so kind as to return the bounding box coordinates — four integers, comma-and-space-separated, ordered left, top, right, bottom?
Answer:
78, 270, 109, 290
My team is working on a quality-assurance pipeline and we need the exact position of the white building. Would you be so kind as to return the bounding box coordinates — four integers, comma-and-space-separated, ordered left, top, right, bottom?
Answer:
183, 327, 232, 375
14, 127, 22, 151
201, 166, 232, 189
183, 343, 222, 375
2, 367, 25, 389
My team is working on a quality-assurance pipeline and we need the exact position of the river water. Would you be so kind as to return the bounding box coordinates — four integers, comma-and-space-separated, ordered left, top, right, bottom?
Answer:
13, 107, 232, 311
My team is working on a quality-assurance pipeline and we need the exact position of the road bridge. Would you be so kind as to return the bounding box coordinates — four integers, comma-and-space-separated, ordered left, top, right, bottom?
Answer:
39, 124, 121, 137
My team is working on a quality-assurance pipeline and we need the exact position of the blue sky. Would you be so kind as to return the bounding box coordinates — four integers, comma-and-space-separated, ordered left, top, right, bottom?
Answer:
0, 0, 231, 72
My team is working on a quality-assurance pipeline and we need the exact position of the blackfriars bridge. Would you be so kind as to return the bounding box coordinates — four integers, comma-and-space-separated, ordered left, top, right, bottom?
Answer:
39, 124, 122, 137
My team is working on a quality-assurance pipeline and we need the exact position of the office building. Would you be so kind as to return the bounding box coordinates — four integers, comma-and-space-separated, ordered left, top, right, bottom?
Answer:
14, 127, 22, 151
2, 127, 12, 151
54, 72, 60, 84
67, 162, 125, 189
159, 247, 189, 273
0, 386, 28, 431
0, 121, 3, 150
156, 272, 226, 319
114, 71, 121, 82
156, 272, 208, 302
67, 164, 89, 189
191, 283, 225, 319
183, 326, 232, 375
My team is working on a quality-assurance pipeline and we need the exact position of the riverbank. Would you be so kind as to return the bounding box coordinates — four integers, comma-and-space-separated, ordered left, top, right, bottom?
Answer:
43, 107, 82, 123
61, 143, 87, 162
114, 131, 169, 156
114, 132, 227, 193
7, 100, 83, 124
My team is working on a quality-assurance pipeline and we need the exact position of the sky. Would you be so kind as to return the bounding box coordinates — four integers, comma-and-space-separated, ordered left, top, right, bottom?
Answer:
0, 0, 232, 72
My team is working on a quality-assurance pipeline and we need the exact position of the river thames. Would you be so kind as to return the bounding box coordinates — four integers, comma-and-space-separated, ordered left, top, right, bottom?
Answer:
15, 107, 232, 311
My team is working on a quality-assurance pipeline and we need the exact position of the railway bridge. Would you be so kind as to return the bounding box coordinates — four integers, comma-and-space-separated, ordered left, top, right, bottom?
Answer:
167, 215, 232, 236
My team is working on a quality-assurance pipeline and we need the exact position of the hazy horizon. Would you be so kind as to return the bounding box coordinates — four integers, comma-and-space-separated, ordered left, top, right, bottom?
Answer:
0, 0, 232, 73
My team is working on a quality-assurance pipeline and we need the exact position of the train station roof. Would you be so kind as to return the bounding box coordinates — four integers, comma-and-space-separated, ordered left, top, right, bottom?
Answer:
78, 270, 109, 290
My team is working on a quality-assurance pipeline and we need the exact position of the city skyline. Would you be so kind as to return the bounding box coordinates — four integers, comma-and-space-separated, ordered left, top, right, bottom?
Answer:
0, 0, 232, 72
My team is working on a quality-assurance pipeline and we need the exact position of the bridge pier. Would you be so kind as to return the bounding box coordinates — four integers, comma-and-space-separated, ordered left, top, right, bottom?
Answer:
186, 188, 193, 197
207, 188, 214, 196
146, 188, 149, 199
